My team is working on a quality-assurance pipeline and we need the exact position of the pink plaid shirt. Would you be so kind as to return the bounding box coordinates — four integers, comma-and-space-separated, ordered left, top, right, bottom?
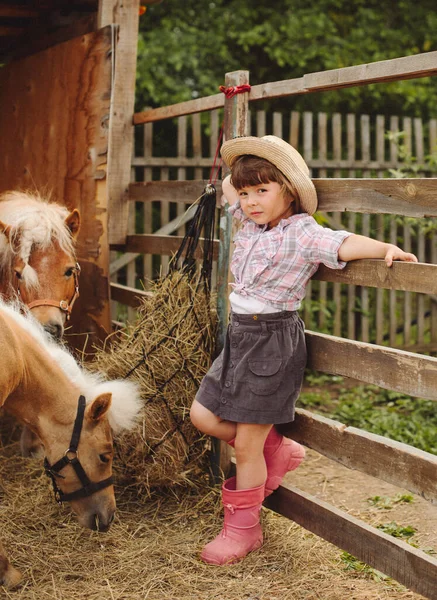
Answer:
228, 202, 353, 311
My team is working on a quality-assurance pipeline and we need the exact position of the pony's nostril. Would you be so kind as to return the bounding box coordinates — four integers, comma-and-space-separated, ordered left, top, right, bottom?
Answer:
93, 513, 113, 532
44, 323, 63, 339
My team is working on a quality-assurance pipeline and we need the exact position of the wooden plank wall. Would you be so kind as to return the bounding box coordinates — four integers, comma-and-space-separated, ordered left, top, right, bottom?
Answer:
0, 26, 114, 352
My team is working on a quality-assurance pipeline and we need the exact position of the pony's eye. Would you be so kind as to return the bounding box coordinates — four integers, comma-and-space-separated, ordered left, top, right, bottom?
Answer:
99, 453, 111, 464
64, 268, 74, 278
14, 270, 22, 280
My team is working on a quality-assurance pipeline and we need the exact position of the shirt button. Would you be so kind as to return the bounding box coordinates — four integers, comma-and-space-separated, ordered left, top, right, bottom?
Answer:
225, 381, 231, 388
221, 398, 227, 404
229, 362, 234, 368
234, 322, 240, 327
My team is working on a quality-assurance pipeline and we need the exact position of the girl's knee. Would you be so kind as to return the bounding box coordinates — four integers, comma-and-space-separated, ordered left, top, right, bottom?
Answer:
189, 401, 203, 430
190, 400, 214, 434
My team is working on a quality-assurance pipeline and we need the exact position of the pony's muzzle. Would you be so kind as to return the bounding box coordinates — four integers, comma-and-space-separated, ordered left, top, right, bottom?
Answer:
94, 510, 115, 532
73, 497, 116, 532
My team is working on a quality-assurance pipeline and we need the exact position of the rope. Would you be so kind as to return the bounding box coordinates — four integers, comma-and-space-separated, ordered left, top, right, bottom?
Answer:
219, 84, 251, 98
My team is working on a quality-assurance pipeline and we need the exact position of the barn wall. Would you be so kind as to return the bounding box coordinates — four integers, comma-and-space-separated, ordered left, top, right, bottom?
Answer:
0, 26, 114, 351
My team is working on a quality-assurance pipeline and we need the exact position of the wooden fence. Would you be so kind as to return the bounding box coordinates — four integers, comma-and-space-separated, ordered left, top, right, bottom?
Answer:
111, 108, 437, 353
110, 50, 437, 599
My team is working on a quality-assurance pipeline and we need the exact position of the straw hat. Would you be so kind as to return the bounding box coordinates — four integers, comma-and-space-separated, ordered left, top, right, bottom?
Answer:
221, 135, 318, 215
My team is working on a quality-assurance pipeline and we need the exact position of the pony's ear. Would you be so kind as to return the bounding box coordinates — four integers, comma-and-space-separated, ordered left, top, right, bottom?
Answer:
0, 220, 11, 240
65, 209, 81, 239
86, 393, 112, 423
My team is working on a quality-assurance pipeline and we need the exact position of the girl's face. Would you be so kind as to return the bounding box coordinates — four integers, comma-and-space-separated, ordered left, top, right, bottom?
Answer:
238, 181, 294, 229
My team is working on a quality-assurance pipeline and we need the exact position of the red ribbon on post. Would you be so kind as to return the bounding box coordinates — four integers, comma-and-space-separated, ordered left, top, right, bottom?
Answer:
219, 84, 251, 98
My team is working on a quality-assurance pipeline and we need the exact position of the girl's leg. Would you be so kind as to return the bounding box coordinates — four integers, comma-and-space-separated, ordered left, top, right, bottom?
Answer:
190, 399, 237, 442
199, 422, 272, 565
233, 422, 272, 489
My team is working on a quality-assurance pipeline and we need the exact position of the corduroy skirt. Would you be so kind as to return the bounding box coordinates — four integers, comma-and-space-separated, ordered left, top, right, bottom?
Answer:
195, 311, 307, 424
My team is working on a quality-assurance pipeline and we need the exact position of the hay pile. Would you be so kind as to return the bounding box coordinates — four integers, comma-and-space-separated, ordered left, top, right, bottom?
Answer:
91, 270, 217, 497
0, 447, 420, 600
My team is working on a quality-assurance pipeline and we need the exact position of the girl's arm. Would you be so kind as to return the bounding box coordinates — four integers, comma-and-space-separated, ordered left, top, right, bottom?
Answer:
338, 234, 418, 266
221, 174, 239, 206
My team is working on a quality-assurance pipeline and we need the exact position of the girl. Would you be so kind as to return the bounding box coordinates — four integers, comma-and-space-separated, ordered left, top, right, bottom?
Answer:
190, 135, 417, 566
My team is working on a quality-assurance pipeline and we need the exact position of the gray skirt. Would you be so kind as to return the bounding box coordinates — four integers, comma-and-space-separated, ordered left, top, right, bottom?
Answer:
195, 311, 307, 424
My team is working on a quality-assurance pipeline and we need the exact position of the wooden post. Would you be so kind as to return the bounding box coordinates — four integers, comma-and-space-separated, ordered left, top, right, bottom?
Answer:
211, 70, 250, 482
216, 70, 250, 352
98, 0, 140, 246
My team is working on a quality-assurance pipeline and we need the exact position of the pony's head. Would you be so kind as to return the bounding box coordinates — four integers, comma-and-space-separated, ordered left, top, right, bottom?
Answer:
0, 191, 81, 338
0, 301, 143, 531
43, 378, 142, 531
44, 392, 116, 531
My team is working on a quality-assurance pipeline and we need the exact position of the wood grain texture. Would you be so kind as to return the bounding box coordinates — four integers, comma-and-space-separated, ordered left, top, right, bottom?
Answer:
99, 0, 140, 245
314, 260, 437, 295
128, 178, 437, 218
315, 178, 437, 217
306, 331, 437, 401
281, 409, 437, 503
0, 27, 113, 349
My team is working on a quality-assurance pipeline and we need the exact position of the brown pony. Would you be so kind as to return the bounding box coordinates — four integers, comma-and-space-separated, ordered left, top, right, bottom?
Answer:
0, 191, 81, 339
0, 300, 141, 588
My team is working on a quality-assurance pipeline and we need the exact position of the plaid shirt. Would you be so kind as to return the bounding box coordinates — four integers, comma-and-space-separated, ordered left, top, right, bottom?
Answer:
228, 202, 352, 311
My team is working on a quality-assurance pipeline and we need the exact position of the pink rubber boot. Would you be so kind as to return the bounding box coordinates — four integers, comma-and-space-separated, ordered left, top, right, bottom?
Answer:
263, 427, 305, 497
200, 477, 264, 565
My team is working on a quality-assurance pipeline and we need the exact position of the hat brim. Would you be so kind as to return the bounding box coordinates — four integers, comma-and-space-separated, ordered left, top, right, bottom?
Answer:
221, 136, 318, 215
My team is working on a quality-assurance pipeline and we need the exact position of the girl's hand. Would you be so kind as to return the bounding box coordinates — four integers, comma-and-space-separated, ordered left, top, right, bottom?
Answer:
384, 244, 418, 267
221, 174, 239, 207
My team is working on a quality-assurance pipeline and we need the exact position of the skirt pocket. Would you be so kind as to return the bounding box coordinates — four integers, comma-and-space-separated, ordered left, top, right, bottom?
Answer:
247, 358, 284, 395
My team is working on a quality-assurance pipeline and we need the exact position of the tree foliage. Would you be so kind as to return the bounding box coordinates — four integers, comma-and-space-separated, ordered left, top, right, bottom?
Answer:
136, 0, 437, 117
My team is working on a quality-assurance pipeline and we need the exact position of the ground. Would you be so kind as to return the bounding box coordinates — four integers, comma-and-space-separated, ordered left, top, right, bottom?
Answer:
1, 377, 436, 600
286, 448, 437, 554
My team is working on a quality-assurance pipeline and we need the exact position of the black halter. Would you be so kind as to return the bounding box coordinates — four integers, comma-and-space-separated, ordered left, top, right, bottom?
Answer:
44, 395, 113, 504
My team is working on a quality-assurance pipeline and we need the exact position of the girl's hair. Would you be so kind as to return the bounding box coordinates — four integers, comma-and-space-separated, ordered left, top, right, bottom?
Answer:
230, 155, 302, 213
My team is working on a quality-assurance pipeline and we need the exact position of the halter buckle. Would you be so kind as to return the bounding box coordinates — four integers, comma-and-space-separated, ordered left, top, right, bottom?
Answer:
64, 448, 79, 461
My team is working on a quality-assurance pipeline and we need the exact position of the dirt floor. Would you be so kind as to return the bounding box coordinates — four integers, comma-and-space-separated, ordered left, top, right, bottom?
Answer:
286, 448, 437, 553
284, 448, 437, 600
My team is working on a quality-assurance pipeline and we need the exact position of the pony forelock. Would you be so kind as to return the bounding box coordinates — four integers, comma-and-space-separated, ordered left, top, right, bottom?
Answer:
21, 264, 40, 290
0, 191, 76, 286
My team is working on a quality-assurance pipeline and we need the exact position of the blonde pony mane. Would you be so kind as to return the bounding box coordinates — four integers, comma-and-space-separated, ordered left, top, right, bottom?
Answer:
0, 300, 142, 433
0, 191, 77, 289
